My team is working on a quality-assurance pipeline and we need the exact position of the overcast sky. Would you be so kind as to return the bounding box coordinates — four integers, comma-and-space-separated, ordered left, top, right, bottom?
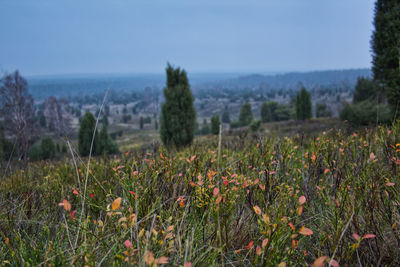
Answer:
0, 0, 376, 76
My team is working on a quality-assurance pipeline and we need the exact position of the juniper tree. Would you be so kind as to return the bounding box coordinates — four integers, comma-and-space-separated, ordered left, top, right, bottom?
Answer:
160, 64, 196, 148
371, 0, 400, 113
239, 101, 253, 126
78, 112, 98, 156
211, 114, 220, 135
295, 87, 312, 120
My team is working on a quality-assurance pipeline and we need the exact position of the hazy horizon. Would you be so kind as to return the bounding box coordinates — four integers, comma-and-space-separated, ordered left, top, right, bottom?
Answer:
1, 0, 375, 76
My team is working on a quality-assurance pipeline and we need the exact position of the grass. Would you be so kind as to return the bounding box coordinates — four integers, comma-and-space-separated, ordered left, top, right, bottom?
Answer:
1, 120, 399, 266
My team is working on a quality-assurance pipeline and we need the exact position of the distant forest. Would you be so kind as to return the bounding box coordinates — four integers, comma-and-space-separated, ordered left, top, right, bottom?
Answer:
27, 68, 371, 101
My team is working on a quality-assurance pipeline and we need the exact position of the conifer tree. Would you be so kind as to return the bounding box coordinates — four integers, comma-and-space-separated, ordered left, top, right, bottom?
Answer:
239, 101, 253, 126
160, 64, 196, 148
98, 124, 118, 154
78, 112, 98, 156
261, 101, 278, 122
211, 114, 220, 135
296, 87, 312, 120
371, 0, 400, 113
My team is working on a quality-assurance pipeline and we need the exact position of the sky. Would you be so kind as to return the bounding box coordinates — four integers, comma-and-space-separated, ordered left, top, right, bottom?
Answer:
0, 0, 376, 76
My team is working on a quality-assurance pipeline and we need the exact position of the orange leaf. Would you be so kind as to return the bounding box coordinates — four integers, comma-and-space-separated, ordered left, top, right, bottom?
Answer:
215, 195, 222, 205
297, 205, 303, 216
299, 226, 313, 236
184, 262, 192, 267
362, 234, 376, 239
324, 168, 330, 174
70, 210, 76, 220
329, 259, 340, 267
245, 241, 254, 250
124, 240, 133, 249
144, 251, 155, 265
298, 195, 306, 205
312, 256, 327, 267
288, 222, 295, 231
213, 187, 219, 196
155, 256, 169, 264
112, 197, 122, 211
256, 246, 262, 255
352, 233, 360, 241
262, 238, 269, 248
59, 199, 71, 211
253, 205, 262, 215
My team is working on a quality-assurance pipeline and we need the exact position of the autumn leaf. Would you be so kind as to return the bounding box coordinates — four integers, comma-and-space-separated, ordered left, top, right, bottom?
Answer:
58, 199, 71, 211
213, 187, 219, 196
362, 234, 376, 239
298, 195, 306, 205
312, 256, 327, 267
262, 238, 269, 248
299, 226, 313, 236
124, 240, 133, 249
278, 262, 286, 267
297, 205, 303, 216
329, 259, 340, 267
112, 197, 122, 211
385, 182, 395, 187
253, 205, 262, 215
144, 251, 155, 265
256, 246, 262, 255
352, 233, 360, 241
245, 241, 254, 250
70, 210, 76, 220
155, 256, 169, 264
184, 262, 192, 267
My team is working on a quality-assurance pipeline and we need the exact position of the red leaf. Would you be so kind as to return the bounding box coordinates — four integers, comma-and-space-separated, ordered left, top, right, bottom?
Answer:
362, 234, 376, 239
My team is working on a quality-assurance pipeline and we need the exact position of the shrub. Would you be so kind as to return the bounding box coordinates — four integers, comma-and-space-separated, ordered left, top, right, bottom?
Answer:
250, 120, 261, 132
340, 100, 392, 126
40, 137, 56, 160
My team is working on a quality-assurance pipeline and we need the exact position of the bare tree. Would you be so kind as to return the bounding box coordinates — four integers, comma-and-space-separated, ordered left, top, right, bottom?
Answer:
0, 70, 35, 159
42, 96, 71, 135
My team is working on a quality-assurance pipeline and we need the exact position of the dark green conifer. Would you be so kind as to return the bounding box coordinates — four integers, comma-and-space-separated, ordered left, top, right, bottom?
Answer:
160, 64, 196, 148
78, 112, 98, 156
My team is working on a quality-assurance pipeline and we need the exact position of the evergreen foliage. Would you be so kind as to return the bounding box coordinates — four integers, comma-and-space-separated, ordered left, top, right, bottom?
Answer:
353, 77, 379, 103
371, 0, 400, 113
295, 87, 312, 120
250, 120, 261, 132
78, 112, 98, 157
316, 103, 332, 118
261, 101, 278, 122
340, 100, 392, 125
201, 119, 211, 135
98, 124, 119, 155
239, 101, 253, 126
210, 114, 221, 135
160, 64, 196, 148
139, 117, 144, 129
221, 110, 230, 123
40, 137, 56, 160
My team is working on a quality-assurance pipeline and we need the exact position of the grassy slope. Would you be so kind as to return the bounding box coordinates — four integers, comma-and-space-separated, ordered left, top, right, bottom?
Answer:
1, 121, 400, 266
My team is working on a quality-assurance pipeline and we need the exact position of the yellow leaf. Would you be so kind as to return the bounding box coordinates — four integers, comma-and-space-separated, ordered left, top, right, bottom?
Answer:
299, 226, 313, 236
112, 197, 122, 211
262, 213, 270, 224
278, 262, 286, 267
312, 256, 327, 267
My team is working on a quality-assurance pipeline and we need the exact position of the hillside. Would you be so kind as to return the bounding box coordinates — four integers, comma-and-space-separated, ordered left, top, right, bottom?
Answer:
1, 121, 399, 266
